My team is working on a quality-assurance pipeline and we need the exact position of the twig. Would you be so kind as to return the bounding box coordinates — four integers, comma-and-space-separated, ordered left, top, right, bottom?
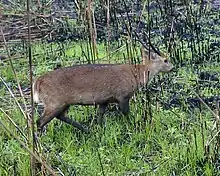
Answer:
192, 90, 219, 123
190, 89, 219, 149
205, 129, 220, 147
0, 27, 30, 121
26, 0, 38, 175
0, 77, 29, 120
106, 0, 110, 61
0, 108, 28, 141
0, 120, 57, 176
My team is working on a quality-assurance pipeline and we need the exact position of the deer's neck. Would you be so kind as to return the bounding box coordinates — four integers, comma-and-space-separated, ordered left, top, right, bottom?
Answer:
129, 64, 157, 87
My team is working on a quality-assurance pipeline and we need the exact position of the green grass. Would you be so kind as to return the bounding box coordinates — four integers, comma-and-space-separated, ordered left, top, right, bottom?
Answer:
0, 40, 219, 176
1, 0, 220, 175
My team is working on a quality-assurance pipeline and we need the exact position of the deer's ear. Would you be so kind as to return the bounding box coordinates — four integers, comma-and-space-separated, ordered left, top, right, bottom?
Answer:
150, 52, 158, 60
141, 47, 157, 64
141, 47, 150, 65
141, 47, 149, 59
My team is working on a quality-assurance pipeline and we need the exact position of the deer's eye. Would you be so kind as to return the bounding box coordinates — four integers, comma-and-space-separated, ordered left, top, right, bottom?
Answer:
164, 59, 168, 63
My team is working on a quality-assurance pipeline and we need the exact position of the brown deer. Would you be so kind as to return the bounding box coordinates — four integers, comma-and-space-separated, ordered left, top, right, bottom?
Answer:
33, 48, 173, 133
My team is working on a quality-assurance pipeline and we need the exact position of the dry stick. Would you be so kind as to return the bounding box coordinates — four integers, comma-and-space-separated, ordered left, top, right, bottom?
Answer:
136, 0, 150, 43
192, 90, 220, 123
167, 19, 175, 52
138, 0, 148, 26
0, 108, 28, 141
120, 1, 159, 56
191, 90, 220, 147
87, 0, 94, 62
85, 0, 94, 62
91, 2, 98, 59
26, 0, 37, 175
206, 130, 220, 147
106, 0, 110, 62
74, 0, 80, 12
0, 119, 57, 176
146, 0, 153, 127
0, 77, 28, 121
0, 27, 29, 121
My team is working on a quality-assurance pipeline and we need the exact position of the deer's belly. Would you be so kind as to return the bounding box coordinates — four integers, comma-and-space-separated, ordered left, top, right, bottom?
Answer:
68, 92, 117, 105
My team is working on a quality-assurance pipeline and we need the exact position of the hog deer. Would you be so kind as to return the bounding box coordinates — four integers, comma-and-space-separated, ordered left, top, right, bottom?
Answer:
33, 48, 173, 133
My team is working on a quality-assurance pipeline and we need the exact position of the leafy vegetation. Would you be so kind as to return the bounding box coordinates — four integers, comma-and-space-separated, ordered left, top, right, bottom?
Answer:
0, 0, 219, 175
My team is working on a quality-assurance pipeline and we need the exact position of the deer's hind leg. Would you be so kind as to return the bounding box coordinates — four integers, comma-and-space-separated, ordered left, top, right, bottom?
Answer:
56, 105, 88, 133
37, 105, 65, 132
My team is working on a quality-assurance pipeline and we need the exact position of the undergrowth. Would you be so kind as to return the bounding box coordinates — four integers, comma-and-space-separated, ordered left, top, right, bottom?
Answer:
0, 41, 219, 175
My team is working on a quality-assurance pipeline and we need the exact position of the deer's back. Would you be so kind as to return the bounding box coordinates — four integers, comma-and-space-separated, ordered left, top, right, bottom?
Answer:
34, 64, 138, 105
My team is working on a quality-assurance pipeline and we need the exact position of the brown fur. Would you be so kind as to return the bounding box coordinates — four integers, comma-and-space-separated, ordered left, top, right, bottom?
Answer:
33, 48, 173, 132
